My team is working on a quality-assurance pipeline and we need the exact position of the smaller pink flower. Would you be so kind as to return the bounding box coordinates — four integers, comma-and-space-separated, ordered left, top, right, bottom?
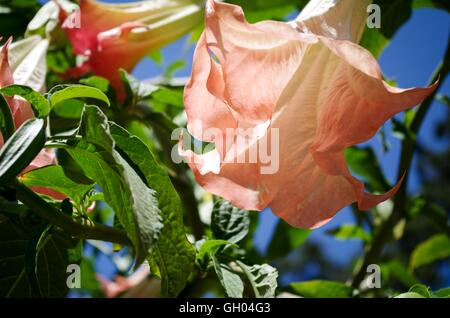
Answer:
59, 0, 203, 99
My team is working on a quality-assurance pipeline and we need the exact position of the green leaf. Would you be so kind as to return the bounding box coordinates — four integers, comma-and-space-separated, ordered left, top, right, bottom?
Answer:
211, 199, 250, 244
212, 256, 244, 298
0, 85, 50, 117
381, 260, 418, 287
327, 224, 372, 243
345, 146, 390, 193
52, 99, 85, 119
49, 85, 110, 108
79, 76, 110, 94
67, 106, 163, 267
20, 165, 95, 203
151, 87, 184, 108
433, 287, 450, 298
408, 284, 432, 298
290, 280, 352, 298
119, 70, 159, 107
409, 234, 450, 271
196, 239, 231, 267
267, 220, 310, 260
0, 214, 81, 297
395, 292, 427, 298
236, 261, 278, 298
0, 94, 15, 141
109, 123, 195, 297
148, 49, 163, 64
0, 118, 46, 186
163, 60, 185, 79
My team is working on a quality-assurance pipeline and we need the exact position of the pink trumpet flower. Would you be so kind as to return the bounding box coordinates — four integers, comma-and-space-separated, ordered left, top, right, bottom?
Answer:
0, 37, 65, 200
180, 0, 437, 228
60, 0, 203, 98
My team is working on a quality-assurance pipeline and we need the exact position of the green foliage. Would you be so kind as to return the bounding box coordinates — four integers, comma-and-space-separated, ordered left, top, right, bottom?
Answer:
409, 234, 450, 271
67, 106, 163, 267
212, 256, 244, 298
0, 214, 81, 297
211, 199, 250, 244
327, 224, 372, 243
48, 85, 110, 109
267, 220, 310, 260
290, 280, 352, 298
109, 123, 195, 297
20, 165, 94, 204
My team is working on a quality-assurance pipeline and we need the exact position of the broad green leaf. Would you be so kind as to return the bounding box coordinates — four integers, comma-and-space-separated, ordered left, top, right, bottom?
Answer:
409, 234, 450, 271
345, 146, 390, 193
0, 85, 50, 117
109, 123, 195, 297
327, 224, 372, 243
211, 199, 250, 244
49, 85, 110, 108
0, 214, 81, 297
67, 106, 162, 266
0, 94, 14, 141
20, 165, 95, 203
212, 256, 244, 298
0, 118, 45, 185
236, 261, 278, 298
267, 220, 310, 260
290, 280, 352, 298
52, 99, 85, 119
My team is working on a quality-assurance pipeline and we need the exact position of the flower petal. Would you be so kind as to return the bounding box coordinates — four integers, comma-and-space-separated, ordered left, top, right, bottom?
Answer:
203, 0, 310, 129
296, 0, 371, 42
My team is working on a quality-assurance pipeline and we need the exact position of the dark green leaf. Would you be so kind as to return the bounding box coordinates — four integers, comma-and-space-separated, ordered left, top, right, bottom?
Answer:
0, 214, 81, 297
109, 123, 195, 297
345, 146, 390, 193
211, 199, 250, 244
0, 94, 15, 141
0, 118, 46, 186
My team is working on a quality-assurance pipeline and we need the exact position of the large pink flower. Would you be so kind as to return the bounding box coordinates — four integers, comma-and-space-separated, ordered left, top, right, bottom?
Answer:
180, 0, 437, 228
60, 0, 203, 97
0, 37, 64, 200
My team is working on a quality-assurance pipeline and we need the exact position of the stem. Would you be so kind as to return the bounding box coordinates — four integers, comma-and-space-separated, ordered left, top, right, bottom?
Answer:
351, 47, 449, 289
14, 181, 132, 246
